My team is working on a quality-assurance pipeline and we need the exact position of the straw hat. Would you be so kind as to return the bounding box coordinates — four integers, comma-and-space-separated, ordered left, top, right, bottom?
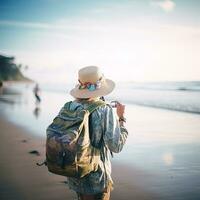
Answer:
70, 66, 115, 99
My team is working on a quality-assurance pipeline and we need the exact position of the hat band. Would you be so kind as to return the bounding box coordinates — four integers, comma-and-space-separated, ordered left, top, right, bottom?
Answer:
78, 76, 103, 91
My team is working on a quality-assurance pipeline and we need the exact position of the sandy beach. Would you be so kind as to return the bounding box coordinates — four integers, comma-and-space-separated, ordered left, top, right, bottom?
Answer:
0, 115, 76, 200
1, 84, 200, 200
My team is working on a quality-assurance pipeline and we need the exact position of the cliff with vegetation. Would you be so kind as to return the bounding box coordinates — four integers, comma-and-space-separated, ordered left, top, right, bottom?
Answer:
0, 54, 31, 82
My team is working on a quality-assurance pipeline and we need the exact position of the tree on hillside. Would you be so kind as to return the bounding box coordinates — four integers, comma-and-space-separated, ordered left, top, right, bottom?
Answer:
0, 54, 31, 81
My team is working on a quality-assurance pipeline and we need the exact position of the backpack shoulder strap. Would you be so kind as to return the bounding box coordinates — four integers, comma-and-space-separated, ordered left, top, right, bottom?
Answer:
87, 100, 107, 114
87, 100, 113, 157
63, 101, 72, 110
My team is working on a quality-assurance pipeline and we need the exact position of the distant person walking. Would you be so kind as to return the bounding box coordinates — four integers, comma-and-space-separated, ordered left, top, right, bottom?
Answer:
33, 83, 41, 103
0, 81, 3, 95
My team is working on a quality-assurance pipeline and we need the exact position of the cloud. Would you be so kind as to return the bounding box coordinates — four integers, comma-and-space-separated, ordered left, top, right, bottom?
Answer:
151, 0, 176, 12
0, 20, 51, 29
0, 19, 107, 33
3, 19, 200, 82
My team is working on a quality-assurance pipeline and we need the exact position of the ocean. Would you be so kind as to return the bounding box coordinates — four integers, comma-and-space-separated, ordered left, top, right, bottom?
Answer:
39, 81, 200, 114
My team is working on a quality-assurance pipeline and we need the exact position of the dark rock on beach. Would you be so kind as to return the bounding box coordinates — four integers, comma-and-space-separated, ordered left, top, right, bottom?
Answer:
29, 150, 40, 156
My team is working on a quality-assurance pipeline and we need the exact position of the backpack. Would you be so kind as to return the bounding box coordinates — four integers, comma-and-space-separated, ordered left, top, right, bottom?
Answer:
45, 100, 106, 178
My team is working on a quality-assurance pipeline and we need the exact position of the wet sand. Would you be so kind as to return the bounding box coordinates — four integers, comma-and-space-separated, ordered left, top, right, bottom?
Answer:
0, 115, 159, 200
0, 115, 76, 200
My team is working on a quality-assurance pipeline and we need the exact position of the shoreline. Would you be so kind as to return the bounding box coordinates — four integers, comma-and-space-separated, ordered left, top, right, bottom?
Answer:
0, 113, 160, 200
1, 80, 200, 115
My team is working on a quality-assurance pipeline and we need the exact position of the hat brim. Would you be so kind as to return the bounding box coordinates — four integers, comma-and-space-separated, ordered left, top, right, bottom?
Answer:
70, 79, 115, 99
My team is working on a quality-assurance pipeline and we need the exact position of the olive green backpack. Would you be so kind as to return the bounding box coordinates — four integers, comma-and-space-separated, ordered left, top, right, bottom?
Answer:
45, 100, 106, 178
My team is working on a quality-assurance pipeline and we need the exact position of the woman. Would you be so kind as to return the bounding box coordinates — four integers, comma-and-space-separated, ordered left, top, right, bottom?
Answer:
68, 66, 128, 200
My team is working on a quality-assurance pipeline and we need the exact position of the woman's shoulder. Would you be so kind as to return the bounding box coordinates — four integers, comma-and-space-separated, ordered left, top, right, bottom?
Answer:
64, 99, 112, 115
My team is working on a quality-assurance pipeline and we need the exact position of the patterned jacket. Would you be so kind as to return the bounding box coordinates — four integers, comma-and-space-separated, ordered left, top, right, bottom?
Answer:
66, 99, 128, 194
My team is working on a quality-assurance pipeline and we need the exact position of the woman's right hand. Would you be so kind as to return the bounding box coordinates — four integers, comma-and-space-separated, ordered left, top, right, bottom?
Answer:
116, 102, 125, 118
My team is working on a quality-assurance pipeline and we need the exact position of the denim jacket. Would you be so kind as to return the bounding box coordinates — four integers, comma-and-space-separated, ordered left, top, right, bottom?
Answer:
66, 100, 128, 194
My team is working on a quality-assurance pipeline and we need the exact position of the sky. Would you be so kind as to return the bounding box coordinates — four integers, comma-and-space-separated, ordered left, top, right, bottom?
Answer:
0, 0, 200, 84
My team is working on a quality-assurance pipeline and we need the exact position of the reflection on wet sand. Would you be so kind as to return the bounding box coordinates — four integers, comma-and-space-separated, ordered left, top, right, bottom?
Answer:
162, 152, 174, 166
33, 106, 41, 119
